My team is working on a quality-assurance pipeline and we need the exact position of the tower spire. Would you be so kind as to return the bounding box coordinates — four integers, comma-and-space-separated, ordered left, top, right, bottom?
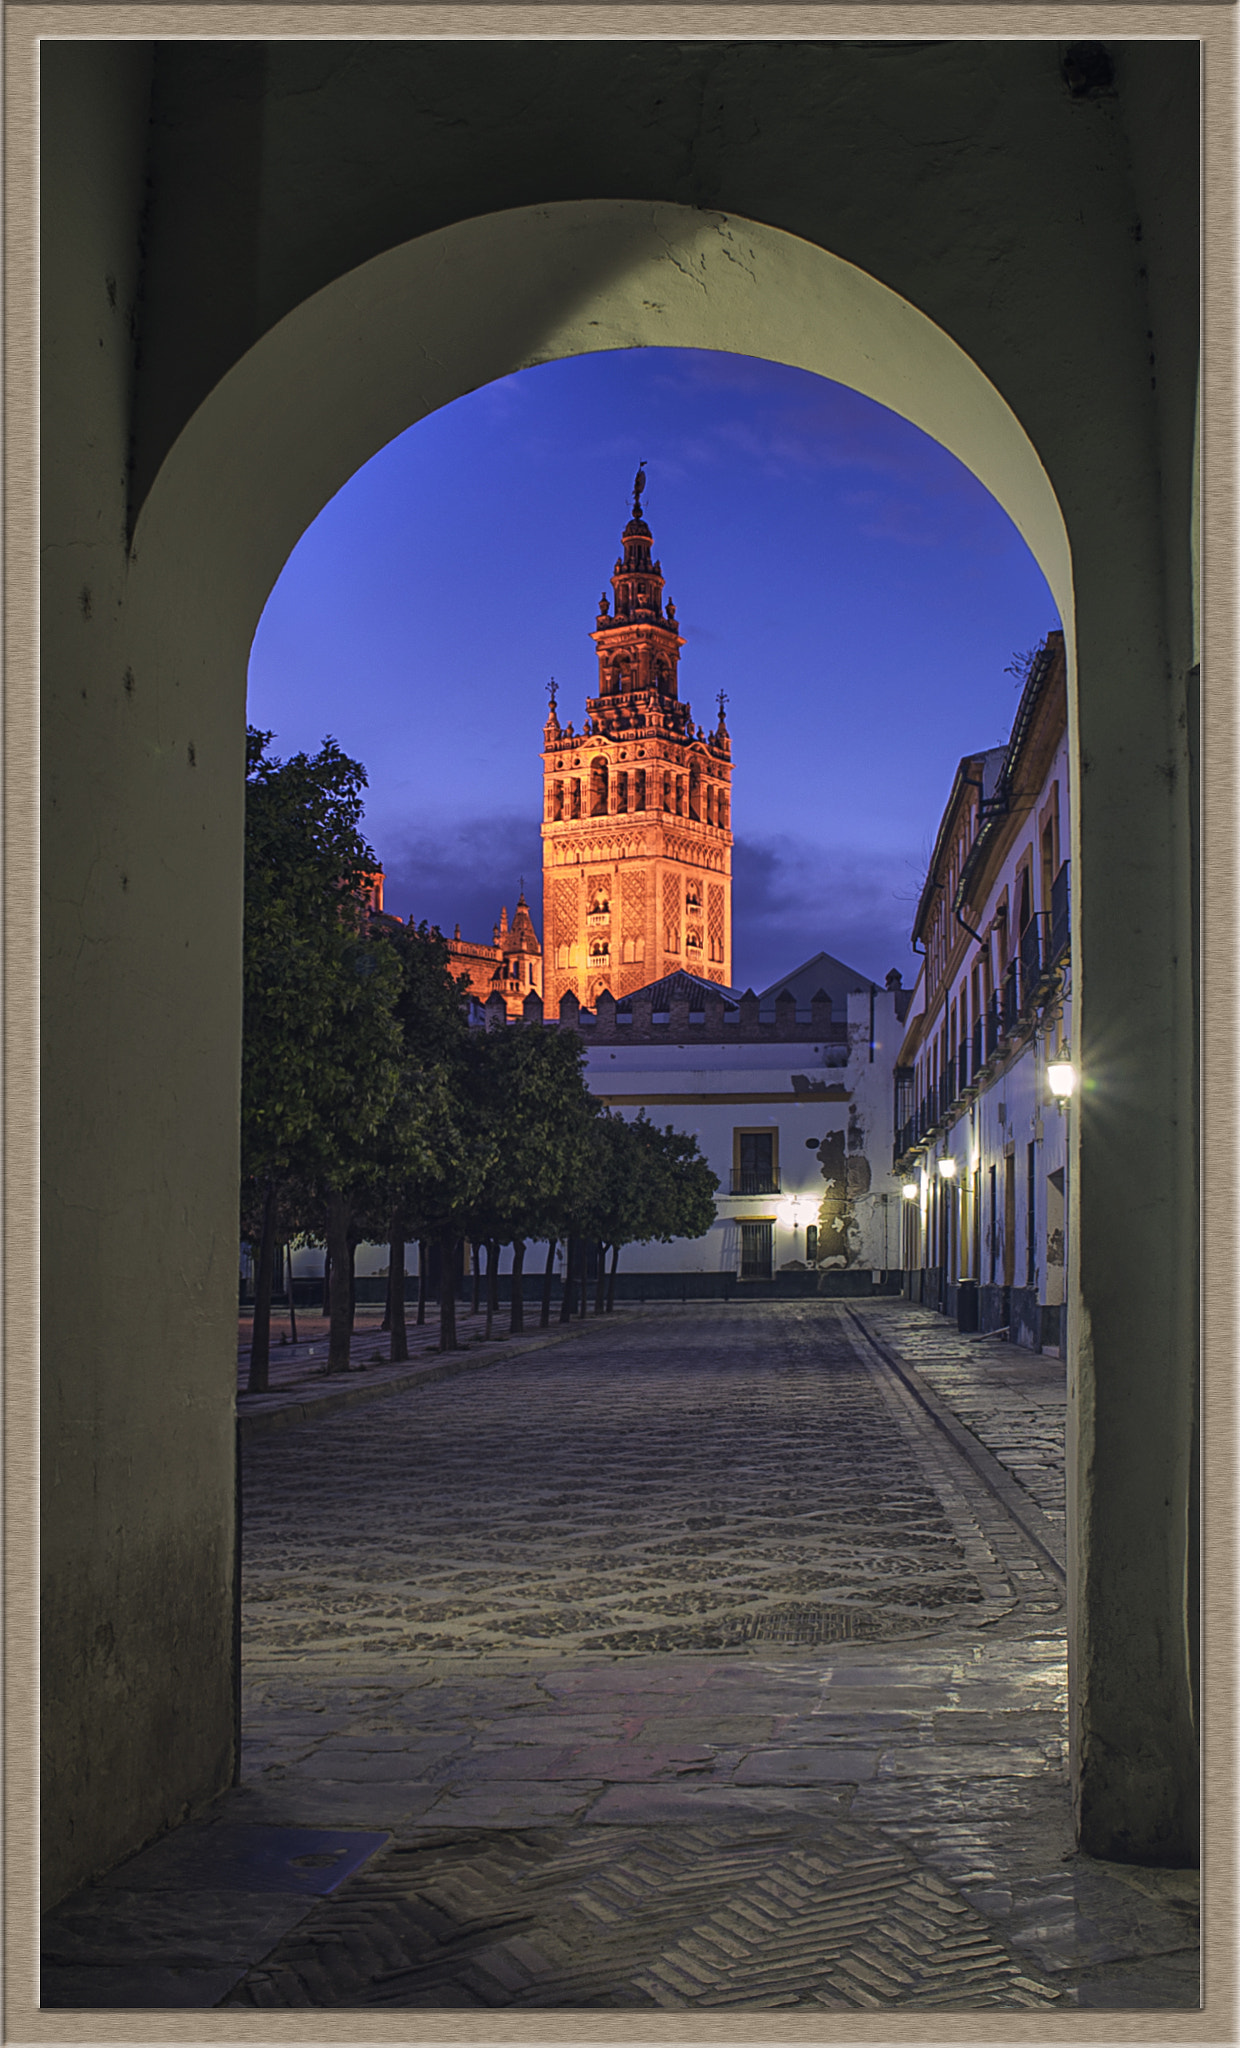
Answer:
540, 475, 734, 1012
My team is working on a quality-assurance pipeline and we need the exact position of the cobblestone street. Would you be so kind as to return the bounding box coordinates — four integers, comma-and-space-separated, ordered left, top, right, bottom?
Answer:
42, 1301, 1199, 2014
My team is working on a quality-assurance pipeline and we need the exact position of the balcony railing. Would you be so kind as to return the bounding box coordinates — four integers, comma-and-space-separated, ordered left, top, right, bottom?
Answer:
1001, 959, 1021, 1029
1049, 860, 1070, 964
1019, 914, 1042, 985
986, 993, 1001, 1058
731, 1169, 781, 1195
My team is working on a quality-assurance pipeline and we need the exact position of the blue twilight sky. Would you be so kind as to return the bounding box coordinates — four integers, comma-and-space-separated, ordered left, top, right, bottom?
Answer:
247, 348, 1060, 993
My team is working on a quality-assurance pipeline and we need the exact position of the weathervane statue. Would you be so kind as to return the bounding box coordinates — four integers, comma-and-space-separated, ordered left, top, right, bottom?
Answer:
632, 462, 647, 516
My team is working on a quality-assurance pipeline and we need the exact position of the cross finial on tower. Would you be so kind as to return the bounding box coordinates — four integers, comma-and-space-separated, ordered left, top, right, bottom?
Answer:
546, 676, 557, 708
717, 689, 729, 722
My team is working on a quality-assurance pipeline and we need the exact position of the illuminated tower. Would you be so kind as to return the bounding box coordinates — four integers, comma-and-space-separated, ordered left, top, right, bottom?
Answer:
541, 469, 733, 1011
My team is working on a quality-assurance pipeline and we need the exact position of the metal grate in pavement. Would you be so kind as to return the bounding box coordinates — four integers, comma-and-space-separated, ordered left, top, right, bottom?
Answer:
742, 1606, 917, 1644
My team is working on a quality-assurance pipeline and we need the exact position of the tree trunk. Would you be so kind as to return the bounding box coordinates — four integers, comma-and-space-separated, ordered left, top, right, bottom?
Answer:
389, 1208, 408, 1363
321, 1245, 331, 1320
607, 1241, 621, 1313
247, 1180, 277, 1393
286, 1242, 298, 1343
579, 1238, 588, 1318
438, 1231, 459, 1351
416, 1238, 428, 1325
471, 1239, 481, 1314
559, 1236, 576, 1322
510, 1238, 526, 1333
381, 1253, 393, 1332
541, 1238, 557, 1328
484, 1238, 499, 1340
326, 1189, 356, 1373
594, 1240, 607, 1316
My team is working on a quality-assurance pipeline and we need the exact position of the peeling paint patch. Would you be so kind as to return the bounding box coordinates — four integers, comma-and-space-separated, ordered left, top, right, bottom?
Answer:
815, 1133, 872, 1270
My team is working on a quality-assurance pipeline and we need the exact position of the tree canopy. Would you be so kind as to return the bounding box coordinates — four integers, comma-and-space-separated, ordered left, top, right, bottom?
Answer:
241, 727, 719, 1371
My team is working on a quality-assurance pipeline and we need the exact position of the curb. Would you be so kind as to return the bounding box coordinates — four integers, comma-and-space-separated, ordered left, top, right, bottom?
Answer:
237, 1314, 618, 1439
840, 1305, 1067, 1581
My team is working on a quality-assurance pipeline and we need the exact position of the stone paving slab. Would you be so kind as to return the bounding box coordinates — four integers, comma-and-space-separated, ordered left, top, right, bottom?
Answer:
851, 1299, 1067, 1531
841, 1303, 1067, 1577
42, 1301, 1199, 2012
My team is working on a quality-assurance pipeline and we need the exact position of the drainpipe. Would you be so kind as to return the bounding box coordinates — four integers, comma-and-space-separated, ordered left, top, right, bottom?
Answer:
953, 771, 990, 943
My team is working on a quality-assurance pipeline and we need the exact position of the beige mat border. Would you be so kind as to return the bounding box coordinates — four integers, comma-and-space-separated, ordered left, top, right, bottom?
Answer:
6, 6, 1234, 2043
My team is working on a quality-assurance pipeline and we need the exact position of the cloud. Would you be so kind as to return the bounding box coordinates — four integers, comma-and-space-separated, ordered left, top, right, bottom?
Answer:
375, 811, 544, 942
372, 811, 923, 1002
731, 834, 923, 993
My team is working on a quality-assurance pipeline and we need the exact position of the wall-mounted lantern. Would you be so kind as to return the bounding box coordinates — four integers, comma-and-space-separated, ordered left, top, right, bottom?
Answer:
1047, 1050, 1077, 1106
937, 1156, 958, 1179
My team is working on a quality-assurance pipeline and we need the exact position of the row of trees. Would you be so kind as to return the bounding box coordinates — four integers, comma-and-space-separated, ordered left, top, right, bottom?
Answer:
242, 731, 717, 1388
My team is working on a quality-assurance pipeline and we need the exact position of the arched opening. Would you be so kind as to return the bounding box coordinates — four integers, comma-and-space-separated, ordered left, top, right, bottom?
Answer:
43, 184, 1198, 1913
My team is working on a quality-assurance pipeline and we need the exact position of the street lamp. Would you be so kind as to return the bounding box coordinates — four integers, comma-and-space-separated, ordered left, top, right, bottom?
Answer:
1047, 1050, 1077, 1107
937, 1156, 958, 1179
901, 1181, 919, 1202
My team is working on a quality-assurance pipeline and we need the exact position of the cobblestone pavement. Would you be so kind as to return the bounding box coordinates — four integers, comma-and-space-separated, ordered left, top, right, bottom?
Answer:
41, 1301, 1199, 2014
236, 1305, 624, 1437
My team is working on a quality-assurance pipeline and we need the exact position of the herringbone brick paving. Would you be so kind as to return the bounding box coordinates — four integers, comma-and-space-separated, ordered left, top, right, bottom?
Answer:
43, 1301, 1199, 2011
224, 1819, 1066, 2009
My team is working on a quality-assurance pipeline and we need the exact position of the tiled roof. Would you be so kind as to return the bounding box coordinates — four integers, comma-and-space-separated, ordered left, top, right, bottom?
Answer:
611, 970, 744, 1009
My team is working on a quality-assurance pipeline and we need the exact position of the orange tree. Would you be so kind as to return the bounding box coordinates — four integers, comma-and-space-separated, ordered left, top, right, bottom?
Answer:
582, 1113, 719, 1312
459, 1023, 599, 1338
241, 729, 402, 1384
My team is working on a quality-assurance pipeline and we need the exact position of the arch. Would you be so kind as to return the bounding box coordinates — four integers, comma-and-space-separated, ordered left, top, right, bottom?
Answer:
46, 185, 1198, 1898
131, 203, 1070, 666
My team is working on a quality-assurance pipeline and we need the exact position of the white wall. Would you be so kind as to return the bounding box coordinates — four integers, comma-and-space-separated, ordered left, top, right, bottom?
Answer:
586, 990, 903, 1274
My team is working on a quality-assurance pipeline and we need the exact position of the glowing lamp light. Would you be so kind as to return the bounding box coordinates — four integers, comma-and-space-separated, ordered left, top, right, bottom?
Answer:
937, 1157, 958, 1179
1047, 1058, 1078, 1100
901, 1181, 919, 1202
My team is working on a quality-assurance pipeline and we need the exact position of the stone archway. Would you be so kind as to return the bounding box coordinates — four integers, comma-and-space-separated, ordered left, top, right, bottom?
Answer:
41, 188, 1197, 1901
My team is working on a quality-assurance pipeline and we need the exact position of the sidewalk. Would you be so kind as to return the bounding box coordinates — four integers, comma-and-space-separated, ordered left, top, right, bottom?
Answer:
236, 1303, 635, 1437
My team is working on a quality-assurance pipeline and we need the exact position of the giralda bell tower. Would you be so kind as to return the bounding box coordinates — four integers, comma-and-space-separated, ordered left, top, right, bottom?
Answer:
541, 469, 733, 1012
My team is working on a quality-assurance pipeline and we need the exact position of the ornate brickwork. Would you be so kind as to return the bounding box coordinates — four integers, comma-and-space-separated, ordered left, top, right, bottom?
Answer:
621, 870, 646, 968
663, 871, 681, 960
552, 876, 579, 976
708, 883, 725, 967
540, 473, 733, 1008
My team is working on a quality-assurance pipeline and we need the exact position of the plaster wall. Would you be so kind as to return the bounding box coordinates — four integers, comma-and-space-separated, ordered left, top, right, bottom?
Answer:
40, 45, 241, 1907
584, 990, 903, 1275
37, 37, 1202, 1897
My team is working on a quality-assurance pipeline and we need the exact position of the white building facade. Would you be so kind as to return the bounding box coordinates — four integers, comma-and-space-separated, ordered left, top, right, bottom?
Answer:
893, 633, 1072, 1351
579, 963, 908, 1298
274, 958, 908, 1305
